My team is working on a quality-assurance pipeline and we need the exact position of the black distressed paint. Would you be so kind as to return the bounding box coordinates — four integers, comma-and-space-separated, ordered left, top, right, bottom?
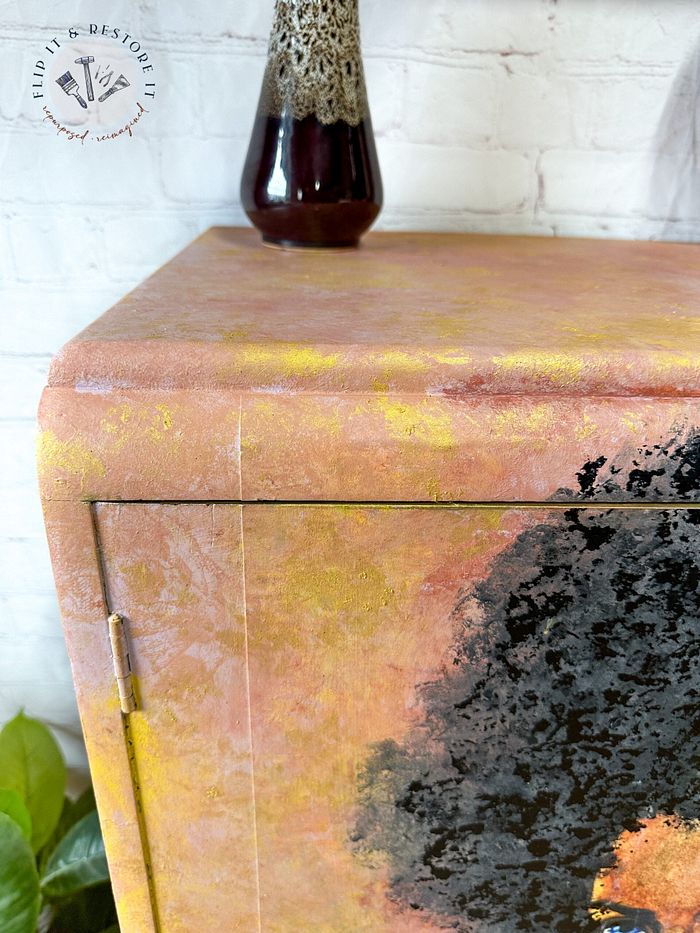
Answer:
353, 431, 700, 933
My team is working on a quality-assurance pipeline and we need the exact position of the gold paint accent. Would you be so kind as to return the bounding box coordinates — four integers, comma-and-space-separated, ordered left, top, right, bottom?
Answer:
155, 405, 173, 431
621, 412, 643, 434
426, 477, 443, 502
118, 561, 161, 595
575, 414, 598, 441
220, 327, 251, 341
121, 715, 162, 932
371, 398, 456, 450
429, 348, 476, 366
99, 405, 133, 452
370, 349, 431, 375
654, 351, 698, 374
494, 350, 584, 387
146, 404, 178, 442
36, 430, 106, 484
241, 344, 340, 377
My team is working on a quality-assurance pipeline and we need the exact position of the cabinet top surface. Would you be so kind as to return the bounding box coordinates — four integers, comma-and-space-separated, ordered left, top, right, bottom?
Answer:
51, 227, 700, 397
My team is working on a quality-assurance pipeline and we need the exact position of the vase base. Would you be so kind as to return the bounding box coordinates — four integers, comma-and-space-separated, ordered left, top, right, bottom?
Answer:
262, 236, 359, 252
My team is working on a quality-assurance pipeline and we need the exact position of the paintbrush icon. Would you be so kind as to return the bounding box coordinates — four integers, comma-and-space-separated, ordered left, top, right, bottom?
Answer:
98, 74, 130, 103
55, 70, 88, 109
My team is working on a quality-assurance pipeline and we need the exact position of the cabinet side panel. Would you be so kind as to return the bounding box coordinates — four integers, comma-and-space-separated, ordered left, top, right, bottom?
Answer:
41, 499, 156, 933
95, 503, 258, 933
38, 387, 242, 502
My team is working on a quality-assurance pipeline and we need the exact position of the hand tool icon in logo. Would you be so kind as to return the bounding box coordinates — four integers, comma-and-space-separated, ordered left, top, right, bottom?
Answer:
54, 58, 130, 111
55, 70, 88, 108
98, 74, 130, 102
75, 56, 95, 101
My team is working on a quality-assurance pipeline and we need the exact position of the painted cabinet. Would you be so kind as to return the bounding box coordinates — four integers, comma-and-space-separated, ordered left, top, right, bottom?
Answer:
39, 230, 700, 933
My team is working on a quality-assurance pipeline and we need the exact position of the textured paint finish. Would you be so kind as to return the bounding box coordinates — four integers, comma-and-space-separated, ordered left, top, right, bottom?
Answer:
95, 504, 257, 933
96, 503, 543, 933
37, 228, 700, 504
355, 503, 700, 931
37, 230, 700, 932
239, 395, 700, 502
37, 388, 241, 503
40, 500, 156, 933
48, 229, 700, 397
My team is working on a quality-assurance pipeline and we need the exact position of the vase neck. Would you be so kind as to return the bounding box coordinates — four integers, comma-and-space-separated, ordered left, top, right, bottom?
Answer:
260, 0, 369, 126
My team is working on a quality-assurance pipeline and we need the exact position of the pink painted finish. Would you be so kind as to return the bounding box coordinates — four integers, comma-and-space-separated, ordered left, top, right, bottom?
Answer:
37, 229, 700, 933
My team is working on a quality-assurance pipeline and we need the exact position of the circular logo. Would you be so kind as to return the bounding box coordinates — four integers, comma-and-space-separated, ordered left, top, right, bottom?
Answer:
50, 39, 138, 126
34, 26, 155, 141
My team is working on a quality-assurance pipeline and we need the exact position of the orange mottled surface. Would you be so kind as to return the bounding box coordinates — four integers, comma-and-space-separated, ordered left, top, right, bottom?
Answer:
37, 230, 700, 933
49, 228, 700, 397
594, 817, 700, 932
37, 229, 700, 503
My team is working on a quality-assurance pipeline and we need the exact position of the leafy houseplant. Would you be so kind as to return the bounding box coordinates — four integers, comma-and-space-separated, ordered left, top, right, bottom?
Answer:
0, 713, 118, 933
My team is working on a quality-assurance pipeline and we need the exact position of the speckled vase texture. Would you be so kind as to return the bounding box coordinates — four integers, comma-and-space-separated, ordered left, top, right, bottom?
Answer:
240, 0, 382, 248
259, 0, 369, 125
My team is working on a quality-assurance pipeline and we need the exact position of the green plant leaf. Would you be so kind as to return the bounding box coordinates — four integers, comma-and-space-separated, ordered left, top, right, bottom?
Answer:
0, 789, 32, 842
0, 812, 41, 933
37, 796, 72, 876
40, 811, 109, 900
37, 787, 97, 875
95, 927, 119, 933
43, 881, 117, 933
71, 786, 97, 823
0, 712, 66, 853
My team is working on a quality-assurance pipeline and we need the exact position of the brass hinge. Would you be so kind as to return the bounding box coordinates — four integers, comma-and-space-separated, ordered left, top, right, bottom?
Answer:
108, 613, 137, 713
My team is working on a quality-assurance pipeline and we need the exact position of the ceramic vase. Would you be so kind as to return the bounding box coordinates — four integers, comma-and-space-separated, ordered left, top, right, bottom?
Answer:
240, 0, 383, 249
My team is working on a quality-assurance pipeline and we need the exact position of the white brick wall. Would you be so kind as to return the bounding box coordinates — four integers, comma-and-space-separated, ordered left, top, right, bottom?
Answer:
2, 0, 700, 780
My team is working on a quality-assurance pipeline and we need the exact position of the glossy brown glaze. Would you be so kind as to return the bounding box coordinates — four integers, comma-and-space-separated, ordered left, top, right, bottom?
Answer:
240, 112, 382, 248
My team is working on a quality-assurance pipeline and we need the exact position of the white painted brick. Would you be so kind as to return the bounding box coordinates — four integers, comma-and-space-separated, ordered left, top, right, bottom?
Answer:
8, 215, 105, 284
647, 152, 700, 223
1, 133, 161, 207
405, 61, 496, 146
0, 356, 50, 419
160, 136, 246, 204
1, 493, 47, 541
362, 0, 549, 54
0, 285, 130, 354
550, 0, 700, 66
0, 423, 41, 496
201, 53, 267, 139
0, 635, 73, 685
379, 140, 533, 212
146, 54, 205, 139
376, 206, 547, 236
0, 594, 63, 640
587, 75, 677, 151
140, 0, 273, 42
0, 47, 33, 123
540, 149, 652, 216
103, 214, 196, 280
0, 3, 141, 30
542, 214, 666, 240
0, 215, 16, 282
363, 59, 407, 138
495, 70, 582, 150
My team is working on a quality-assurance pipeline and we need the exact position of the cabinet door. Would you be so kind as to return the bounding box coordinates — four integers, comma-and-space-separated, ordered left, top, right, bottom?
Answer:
96, 504, 258, 933
95, 503, 700, 933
